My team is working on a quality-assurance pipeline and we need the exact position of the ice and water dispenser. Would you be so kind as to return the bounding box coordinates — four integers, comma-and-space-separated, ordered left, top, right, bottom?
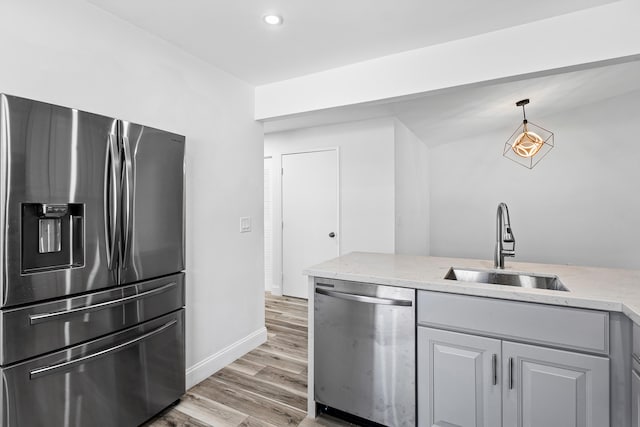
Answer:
21, 203, 84, 273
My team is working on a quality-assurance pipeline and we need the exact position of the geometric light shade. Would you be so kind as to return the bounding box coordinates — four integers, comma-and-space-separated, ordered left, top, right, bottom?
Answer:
503, 99, 554, 169
503, 120, 554, 169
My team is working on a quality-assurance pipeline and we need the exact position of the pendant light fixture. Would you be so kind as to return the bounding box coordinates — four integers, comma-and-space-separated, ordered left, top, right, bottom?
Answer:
503, 99, 554, 169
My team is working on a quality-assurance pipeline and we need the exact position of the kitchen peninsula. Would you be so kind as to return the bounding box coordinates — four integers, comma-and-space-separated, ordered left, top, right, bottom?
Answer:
305, 252, 640, 427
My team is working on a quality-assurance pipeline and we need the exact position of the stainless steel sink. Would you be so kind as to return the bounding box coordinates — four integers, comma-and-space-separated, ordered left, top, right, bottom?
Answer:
444, 267, 569, 292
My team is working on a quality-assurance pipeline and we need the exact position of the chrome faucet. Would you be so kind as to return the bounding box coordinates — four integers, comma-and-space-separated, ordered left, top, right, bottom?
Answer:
494, 202, 515, 269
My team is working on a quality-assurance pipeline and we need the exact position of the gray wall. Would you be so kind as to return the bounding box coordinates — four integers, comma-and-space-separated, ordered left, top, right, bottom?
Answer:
395, 119, 430, 255
429, 90, 640, 269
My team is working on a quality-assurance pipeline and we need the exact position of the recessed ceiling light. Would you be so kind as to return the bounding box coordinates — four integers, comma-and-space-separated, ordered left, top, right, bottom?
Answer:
263, 14, 283, 26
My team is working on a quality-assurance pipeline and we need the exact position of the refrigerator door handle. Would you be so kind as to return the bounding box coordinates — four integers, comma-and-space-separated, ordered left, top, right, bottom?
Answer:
104, 133, 121, 270
29, 320, 177, 380
121, 135, 133, 270
28, 282, 177, 325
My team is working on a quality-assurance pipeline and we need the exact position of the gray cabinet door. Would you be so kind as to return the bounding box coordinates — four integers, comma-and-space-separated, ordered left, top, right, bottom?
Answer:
503, 341, 609, 427
418, 327, 502, 427
633, 369, 640, 427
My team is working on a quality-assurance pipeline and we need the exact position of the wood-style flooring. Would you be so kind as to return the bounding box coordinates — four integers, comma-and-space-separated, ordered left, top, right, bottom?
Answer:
145, 293, 354, 427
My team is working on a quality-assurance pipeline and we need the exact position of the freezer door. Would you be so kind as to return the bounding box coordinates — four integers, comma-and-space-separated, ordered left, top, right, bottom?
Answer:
0, 273, 184, 365
0, 310, 185, 427
0, 95, 119, 307
119, 121, 184, 283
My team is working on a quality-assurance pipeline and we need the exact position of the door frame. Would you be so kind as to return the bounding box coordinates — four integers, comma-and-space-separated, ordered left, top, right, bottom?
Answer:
264, 156, 273, 292
279, 147, 340, 296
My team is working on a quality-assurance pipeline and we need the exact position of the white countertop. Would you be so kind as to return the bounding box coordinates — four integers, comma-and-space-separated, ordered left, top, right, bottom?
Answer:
304, 252, 640, 324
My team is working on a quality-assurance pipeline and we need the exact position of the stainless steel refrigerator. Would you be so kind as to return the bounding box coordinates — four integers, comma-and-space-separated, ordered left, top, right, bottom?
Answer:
0, 94, 186, 426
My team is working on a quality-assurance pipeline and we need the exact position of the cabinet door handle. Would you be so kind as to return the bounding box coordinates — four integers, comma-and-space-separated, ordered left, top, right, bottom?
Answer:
508, 357, 514, 390
492, 354, 497, 385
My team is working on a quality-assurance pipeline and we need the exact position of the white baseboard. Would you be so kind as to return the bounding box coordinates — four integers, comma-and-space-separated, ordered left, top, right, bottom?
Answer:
185, 326, 267, 389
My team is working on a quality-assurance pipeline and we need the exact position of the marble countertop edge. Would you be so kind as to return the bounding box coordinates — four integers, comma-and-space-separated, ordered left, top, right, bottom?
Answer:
304, 252, 640, 322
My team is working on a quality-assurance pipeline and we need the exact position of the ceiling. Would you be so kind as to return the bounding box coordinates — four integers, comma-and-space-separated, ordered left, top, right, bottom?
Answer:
86, 0, 616, 85
263, 59, 640, 145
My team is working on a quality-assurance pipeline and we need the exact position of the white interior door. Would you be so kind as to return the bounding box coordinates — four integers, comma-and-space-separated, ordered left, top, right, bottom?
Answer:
282, 150, 338, 298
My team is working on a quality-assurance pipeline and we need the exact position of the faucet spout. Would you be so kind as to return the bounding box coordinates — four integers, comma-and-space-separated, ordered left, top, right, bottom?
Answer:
495, 202, 516, 269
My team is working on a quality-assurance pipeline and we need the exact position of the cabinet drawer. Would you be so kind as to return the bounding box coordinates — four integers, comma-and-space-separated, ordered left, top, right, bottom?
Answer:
417, 291, 609, 354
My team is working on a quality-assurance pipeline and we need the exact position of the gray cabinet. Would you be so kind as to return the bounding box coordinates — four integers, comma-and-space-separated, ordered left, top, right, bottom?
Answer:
418, 327, 609, 427
633, 322, 640, 427
417, 327, 501, 427
503, 341, 609, 427
632, 369, 640, 427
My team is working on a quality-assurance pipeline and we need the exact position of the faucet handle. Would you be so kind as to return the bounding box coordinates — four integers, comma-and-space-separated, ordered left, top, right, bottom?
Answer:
503, 227, 515, 243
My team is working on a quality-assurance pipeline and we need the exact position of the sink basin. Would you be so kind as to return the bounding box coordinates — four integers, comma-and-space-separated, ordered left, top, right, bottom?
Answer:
444, 267, 569, 292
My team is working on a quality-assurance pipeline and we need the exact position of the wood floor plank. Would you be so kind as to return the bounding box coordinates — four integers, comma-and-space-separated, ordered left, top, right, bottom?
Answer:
265, 310, 308, 321
241, 348, 306, 374
145, 407, 213, 427
225, 357, 266, 376
268, 332, 308, 349
259, 341, 307, 363
266, 308, 308, 323
173, 392, 248, 427
191, 376, 306, 426
265, 301, 308, 315
211, 368, 307, 410
238, 416, 279, 427
254, 365, 307, 396
273, 313, 308, 327
266, 318, 307, 332
265, 322, 308, 339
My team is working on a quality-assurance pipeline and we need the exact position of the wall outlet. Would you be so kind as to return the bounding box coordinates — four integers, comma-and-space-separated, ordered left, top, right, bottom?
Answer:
240, 216, 252, 233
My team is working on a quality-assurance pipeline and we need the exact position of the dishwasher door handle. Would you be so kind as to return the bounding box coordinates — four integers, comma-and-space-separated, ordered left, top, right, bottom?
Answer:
315, 288, 413, 306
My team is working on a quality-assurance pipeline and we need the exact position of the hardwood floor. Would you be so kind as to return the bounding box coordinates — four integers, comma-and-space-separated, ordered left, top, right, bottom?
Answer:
145, 293, 354, 427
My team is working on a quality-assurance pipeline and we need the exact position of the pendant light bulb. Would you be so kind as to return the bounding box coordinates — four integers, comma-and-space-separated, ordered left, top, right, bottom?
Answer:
512, 123, 544, 158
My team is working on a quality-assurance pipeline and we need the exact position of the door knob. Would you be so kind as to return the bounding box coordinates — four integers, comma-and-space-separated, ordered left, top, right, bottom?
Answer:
328, 232, 336, 238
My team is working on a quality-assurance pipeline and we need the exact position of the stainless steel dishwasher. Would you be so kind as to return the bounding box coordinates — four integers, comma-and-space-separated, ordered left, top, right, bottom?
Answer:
314, 279, 415, 427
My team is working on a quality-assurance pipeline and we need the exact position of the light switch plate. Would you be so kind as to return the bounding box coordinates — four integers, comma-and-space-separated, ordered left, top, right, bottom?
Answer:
240, 216, 252, 233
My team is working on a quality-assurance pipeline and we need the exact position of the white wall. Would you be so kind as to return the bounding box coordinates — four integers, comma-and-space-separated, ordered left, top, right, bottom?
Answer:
0, 0, 265, 387
394, 120, 430, 255
264, 118, 396, 294
255, 0, 640, 119
429, 90, 640, 269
